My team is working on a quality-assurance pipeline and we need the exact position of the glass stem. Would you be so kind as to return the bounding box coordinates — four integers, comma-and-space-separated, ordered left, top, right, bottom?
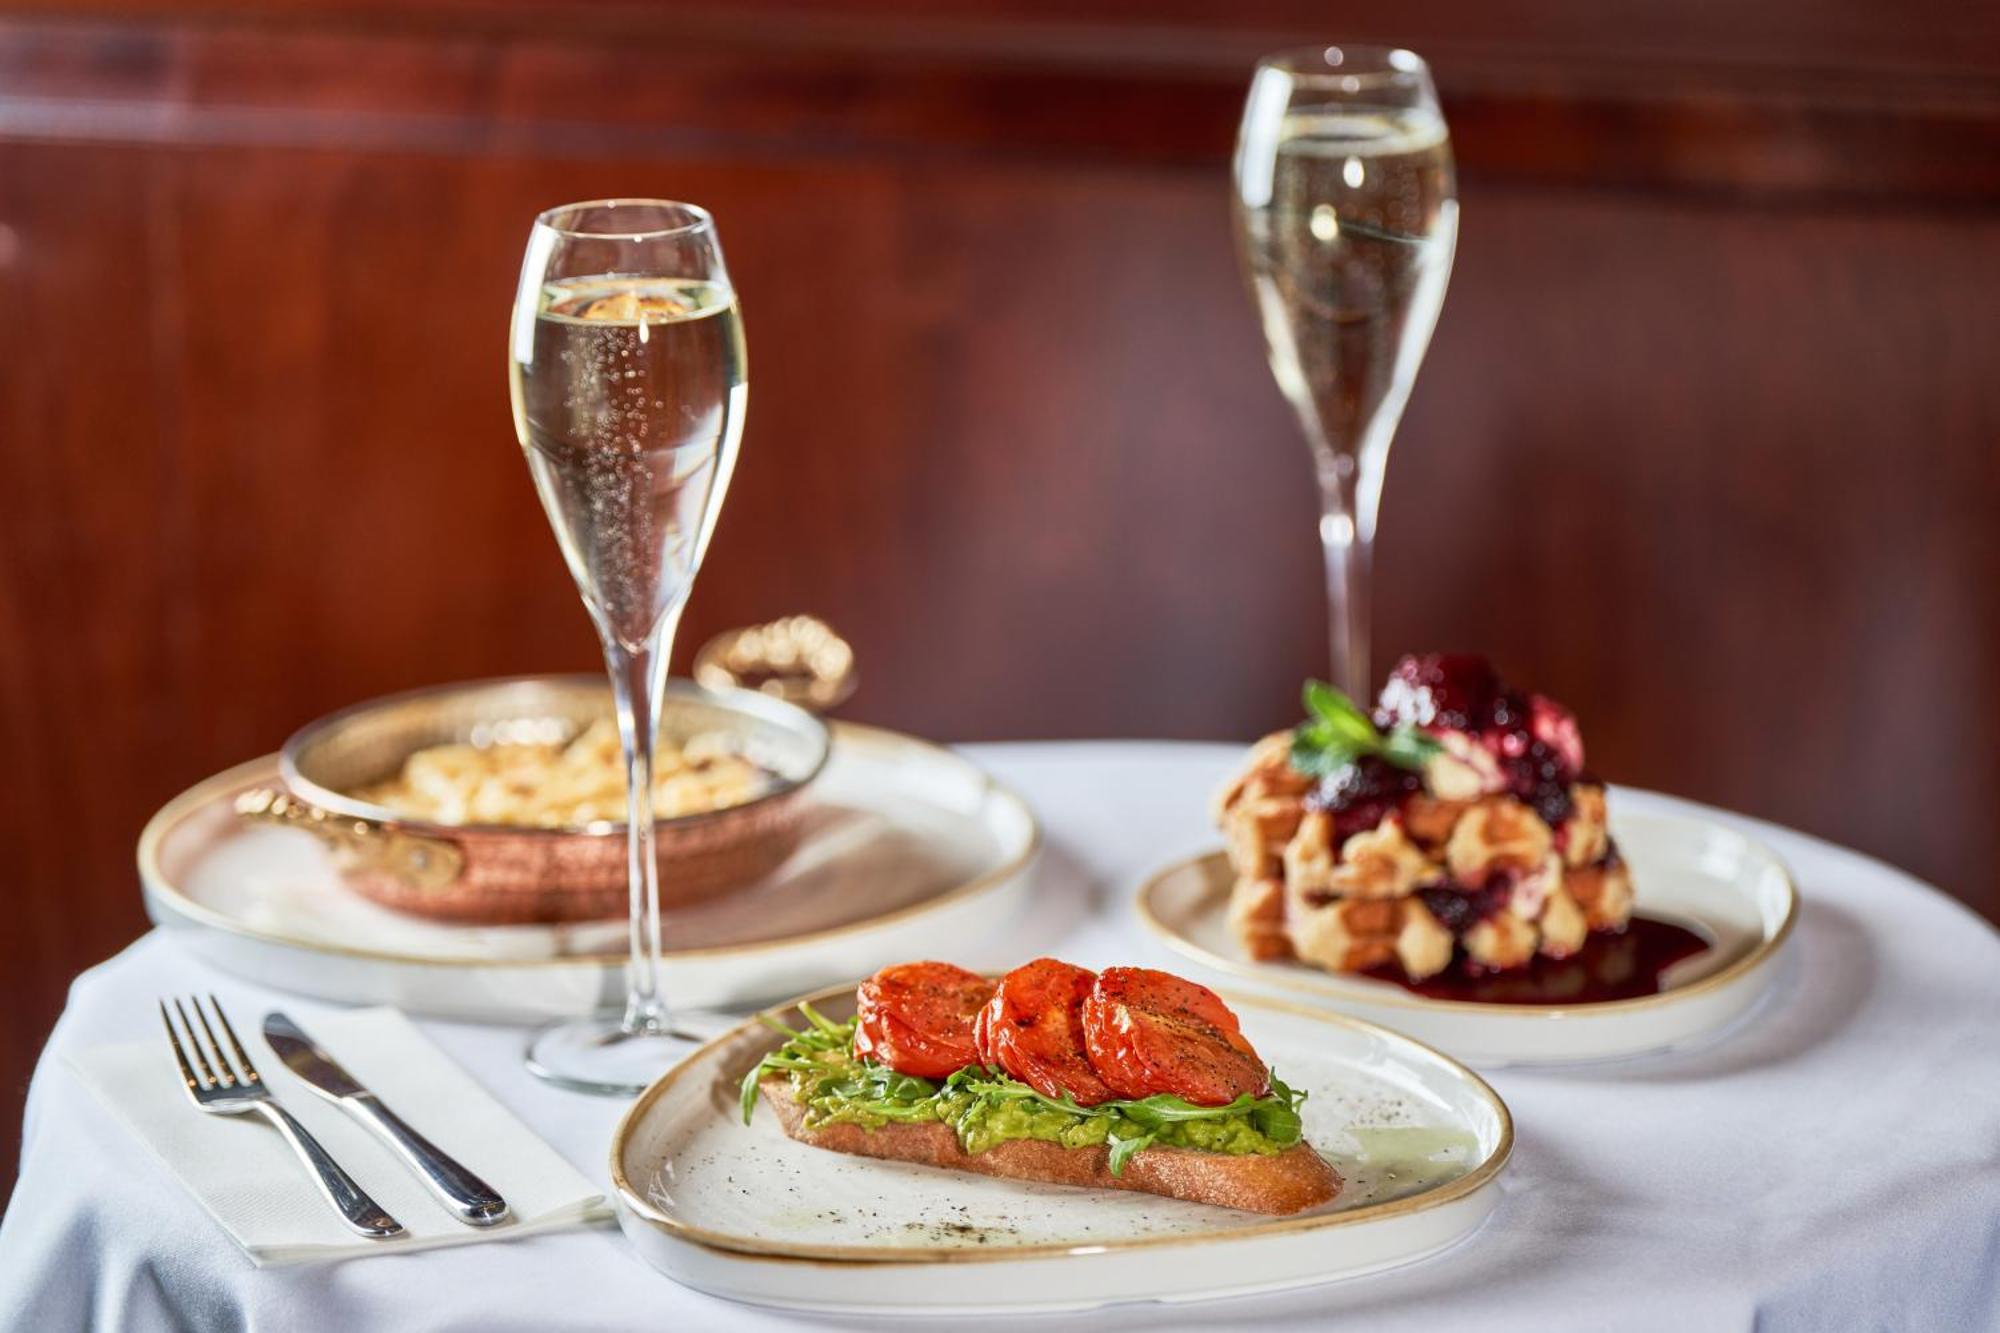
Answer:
604, 609, 682, 1038
1317, 453, 1378, 700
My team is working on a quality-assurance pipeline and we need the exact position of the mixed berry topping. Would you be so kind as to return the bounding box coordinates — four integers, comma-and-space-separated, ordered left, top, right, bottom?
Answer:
1415, 883, 1509, 937
1374, 653, 1501, 731
1306, 756, 1424, 843
1373, 653, 1586, 823
1527, 694, 1585, 773
1500, 738, 1576, 827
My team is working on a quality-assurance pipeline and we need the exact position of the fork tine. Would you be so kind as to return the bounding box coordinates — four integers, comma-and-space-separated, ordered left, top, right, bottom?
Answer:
207, 995, 261, 1085
160, 1000, 206, 1092
189, 996, 239, 1088
174, 997, 224, 1088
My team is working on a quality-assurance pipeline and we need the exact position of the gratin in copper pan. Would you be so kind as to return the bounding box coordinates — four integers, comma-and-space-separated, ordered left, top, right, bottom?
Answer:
235, 674, 831, 926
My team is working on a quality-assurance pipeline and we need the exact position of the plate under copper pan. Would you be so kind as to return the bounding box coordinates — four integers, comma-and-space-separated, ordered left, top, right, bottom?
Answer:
138, 725, 1039, 1019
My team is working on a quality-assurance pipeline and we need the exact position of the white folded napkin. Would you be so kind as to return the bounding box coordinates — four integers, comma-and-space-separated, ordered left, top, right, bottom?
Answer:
66, 1006, 611, 1266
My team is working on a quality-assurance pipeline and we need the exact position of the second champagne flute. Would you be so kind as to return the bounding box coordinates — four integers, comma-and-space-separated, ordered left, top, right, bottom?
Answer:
1233, 46, 1458, 699
509, 199, 746, 1094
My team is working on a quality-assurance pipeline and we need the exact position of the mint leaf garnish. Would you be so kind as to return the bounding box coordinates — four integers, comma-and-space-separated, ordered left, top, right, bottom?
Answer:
1290, 680, 1441, 778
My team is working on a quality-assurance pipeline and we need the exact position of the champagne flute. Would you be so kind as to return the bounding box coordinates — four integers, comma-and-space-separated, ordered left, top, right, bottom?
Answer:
1232, 47, 1458, 698
508, 200, 746, 1094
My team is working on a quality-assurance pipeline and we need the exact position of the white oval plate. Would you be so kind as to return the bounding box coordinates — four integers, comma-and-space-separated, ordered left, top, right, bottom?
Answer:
1138, 806, 1797, 1067
139, 723, 1038, 1021
610, 983, 1512, 1315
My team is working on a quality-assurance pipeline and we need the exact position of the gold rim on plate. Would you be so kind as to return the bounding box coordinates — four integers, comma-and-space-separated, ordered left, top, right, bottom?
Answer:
1134, 816, 1799, 1019
136, 722, 1041, 970
608, 980, 1514, 1266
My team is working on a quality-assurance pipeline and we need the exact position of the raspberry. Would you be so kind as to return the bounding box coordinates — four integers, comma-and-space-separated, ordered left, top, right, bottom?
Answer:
1376, 653, 1501, 730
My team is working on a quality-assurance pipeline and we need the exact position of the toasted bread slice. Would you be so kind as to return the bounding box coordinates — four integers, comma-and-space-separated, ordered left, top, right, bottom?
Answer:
761, 1076, 1341, 1215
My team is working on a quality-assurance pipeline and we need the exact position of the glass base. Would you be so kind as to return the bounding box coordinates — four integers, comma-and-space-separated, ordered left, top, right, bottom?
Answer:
524, 1014, 701, 1096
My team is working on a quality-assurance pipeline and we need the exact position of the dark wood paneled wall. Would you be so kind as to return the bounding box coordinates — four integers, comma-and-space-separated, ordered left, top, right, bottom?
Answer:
3, 2, 1997, 1188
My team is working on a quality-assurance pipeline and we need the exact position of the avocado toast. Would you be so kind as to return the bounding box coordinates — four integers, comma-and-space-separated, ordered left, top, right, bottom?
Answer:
741, 960, 1341, 1215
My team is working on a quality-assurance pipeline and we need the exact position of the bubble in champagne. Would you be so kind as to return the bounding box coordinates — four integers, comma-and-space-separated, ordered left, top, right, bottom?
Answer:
511, 276, 748, 651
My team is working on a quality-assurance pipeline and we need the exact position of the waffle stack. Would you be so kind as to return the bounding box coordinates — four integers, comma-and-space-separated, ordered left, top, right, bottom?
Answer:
1213, 657, 1634, 983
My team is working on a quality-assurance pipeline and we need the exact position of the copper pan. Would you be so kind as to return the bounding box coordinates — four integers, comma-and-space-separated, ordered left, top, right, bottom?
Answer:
235, 669, 834, 926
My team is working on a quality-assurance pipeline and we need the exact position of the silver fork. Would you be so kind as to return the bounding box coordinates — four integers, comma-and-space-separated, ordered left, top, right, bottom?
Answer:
161, 995, 404, 1239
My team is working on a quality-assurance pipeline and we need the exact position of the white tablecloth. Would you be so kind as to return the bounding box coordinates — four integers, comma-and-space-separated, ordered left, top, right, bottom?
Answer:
4, 742, 1998, 1331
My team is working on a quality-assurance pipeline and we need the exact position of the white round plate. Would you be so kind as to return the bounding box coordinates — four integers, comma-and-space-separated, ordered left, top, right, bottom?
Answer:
139, 723, 1038, 1021
1137, 805, 1797, 1067
610, 982, 1512, 1315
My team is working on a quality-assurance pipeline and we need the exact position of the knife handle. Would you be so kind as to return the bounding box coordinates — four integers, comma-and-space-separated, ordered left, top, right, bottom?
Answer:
349, 1095, 511, 1227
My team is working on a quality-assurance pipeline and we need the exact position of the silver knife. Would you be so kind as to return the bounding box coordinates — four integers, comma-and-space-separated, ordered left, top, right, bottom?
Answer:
263, 1012, 511, 1227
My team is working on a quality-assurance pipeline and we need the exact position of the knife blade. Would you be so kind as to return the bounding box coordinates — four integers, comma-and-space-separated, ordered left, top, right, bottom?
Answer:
264, 1012, 511, 1227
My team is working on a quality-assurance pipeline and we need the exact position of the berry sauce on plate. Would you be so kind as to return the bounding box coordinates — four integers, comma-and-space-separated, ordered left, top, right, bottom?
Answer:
1362, 916, 1711, 1005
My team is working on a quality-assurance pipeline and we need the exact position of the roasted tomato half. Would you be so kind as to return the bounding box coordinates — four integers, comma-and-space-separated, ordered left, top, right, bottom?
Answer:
853, 961, 995, 1079
1081, 966, 1268, 1105
982, 958, 1114, 1106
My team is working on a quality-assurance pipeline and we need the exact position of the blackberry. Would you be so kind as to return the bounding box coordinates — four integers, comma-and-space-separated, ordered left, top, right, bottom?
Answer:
1306, 756, 1422, 843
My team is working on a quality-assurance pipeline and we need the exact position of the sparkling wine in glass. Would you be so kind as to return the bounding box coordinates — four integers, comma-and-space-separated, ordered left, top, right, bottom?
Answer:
1233, 46, 1458, 698
508, 199, 745, 1094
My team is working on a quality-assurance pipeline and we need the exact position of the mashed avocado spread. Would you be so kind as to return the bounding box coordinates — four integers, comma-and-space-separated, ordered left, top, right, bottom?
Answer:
740, 1004, 1306, 1176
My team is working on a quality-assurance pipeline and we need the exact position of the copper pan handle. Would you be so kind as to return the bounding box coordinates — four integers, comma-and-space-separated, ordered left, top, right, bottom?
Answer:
234, 788, 465, 890
693, 615, 856, 714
